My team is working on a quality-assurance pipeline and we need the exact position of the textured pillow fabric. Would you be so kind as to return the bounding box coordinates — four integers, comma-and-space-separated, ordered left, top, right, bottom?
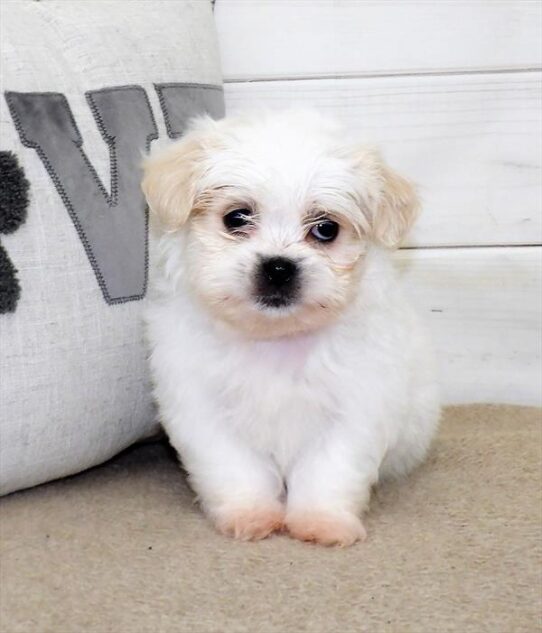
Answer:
0, 0, 224, 494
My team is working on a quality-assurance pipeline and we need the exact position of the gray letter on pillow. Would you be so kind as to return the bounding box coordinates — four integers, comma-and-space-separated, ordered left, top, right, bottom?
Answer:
155, 83, 225, 138
5, 87, 158, 304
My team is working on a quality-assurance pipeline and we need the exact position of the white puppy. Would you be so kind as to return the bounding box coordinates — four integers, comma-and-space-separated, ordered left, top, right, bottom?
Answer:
142, 110, 439, 546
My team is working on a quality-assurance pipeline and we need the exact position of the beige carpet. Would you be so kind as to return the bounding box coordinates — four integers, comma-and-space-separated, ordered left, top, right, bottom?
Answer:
1, 405, 541, 633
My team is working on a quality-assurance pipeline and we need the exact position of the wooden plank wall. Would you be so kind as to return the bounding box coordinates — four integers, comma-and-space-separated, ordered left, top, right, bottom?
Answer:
214, 0, 542, 406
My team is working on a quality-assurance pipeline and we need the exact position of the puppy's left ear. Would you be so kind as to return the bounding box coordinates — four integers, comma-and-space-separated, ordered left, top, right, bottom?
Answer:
141, 118, 217, 231
353, 149, 420, 249
141, 137, 203, 230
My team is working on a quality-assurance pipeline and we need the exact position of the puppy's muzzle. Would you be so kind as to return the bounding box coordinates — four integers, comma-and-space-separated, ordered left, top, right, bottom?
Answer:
254, 256, 300, 308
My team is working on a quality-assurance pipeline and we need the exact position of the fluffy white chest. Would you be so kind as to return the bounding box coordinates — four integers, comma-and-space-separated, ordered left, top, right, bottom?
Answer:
215, 335, 336, 473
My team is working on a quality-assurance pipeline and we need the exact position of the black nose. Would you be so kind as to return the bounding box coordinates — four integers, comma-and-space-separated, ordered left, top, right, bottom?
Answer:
261, 257, 298, 288
255, 256, 300, 308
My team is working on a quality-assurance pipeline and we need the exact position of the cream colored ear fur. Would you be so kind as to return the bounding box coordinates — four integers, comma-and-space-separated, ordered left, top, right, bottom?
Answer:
352, 148, 420, 249
141, 135, 206, 230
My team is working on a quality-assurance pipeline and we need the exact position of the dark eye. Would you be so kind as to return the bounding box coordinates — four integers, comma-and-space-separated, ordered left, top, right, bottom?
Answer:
310, 220, 339, 243
223, 208, 253, 232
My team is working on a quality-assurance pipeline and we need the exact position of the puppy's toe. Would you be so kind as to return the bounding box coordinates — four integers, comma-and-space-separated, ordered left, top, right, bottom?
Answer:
215, 503, 285, 541
285, 509, 366, 547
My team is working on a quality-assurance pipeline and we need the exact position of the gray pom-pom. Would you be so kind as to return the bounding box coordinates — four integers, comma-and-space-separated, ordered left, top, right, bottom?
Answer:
0, 151, 30, 234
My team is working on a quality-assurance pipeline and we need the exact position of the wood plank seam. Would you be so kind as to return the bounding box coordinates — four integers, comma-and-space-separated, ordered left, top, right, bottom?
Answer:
223, 67, 542, 84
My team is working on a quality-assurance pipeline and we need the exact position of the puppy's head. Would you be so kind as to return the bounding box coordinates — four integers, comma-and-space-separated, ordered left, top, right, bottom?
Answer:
142, 110, 419, 338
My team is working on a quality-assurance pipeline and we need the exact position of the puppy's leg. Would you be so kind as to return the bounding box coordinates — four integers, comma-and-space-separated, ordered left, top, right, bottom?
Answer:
285, 425, 384, 547
164, 410, 284, 541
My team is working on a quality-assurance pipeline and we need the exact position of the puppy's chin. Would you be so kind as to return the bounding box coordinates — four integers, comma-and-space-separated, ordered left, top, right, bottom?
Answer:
205, 295, 345, 339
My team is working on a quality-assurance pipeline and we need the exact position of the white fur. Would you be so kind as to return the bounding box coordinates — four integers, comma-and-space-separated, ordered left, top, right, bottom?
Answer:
142, 110, 440, 545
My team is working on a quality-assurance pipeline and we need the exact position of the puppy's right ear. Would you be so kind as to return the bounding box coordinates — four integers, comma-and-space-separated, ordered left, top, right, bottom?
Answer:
141, 135, 206, 231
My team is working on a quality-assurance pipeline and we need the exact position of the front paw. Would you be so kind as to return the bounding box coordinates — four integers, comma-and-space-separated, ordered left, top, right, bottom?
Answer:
285, 509, 366, 547
214, 502, 285, 541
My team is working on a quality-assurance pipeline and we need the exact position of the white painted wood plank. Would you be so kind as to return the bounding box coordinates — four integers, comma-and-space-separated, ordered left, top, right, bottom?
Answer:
396, 246, 542, 406
215, 0, 542, 81
224, 72, 542, 248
